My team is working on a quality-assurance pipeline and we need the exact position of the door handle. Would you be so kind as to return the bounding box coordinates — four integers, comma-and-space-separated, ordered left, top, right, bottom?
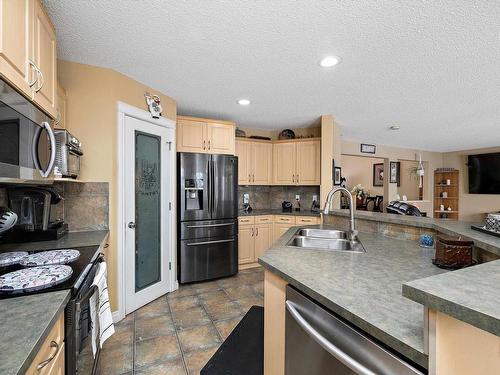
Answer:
296, 174, 299, 183
251, 228, 254, 236
34, 66, 44, 93
128, 222, 136, 229
203, 140, 206, 150
292, 174, 295, 183
285, 301, 378, 375
248, 174, 251, 182
255, 227, 259, 236
252, 174, 255, 182
208, 140, 211, 150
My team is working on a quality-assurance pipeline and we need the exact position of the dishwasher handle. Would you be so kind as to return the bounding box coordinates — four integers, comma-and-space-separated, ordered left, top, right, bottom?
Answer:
286, 300, 377, 375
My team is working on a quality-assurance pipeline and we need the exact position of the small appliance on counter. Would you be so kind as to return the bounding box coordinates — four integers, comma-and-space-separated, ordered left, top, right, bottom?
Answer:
282, 201, 293, 212
310, 196, 321, 213
1, 187, 68, 243
471, 212, 500, 238
54, 129, 83, 179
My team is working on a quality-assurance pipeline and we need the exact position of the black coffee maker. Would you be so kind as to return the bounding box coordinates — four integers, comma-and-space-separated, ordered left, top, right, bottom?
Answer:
3, 187, 68, 242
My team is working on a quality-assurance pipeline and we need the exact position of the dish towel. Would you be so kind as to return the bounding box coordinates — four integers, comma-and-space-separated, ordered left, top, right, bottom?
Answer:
90, 261, 115, 357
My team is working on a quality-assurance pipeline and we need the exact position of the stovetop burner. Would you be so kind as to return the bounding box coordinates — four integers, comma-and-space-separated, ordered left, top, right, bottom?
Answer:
0, 245, 100, 299
0, 265, 73, 294
19, 249, 80, 267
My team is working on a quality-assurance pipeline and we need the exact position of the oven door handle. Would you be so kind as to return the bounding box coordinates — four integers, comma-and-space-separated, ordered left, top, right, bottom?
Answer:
285, 300, 378, 375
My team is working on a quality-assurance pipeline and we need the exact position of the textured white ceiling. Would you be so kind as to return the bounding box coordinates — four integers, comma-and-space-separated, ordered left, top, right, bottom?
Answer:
44, 0, 500, 152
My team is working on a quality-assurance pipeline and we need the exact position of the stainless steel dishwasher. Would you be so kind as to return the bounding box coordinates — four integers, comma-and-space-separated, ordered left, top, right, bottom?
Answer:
285, 286, 425, 375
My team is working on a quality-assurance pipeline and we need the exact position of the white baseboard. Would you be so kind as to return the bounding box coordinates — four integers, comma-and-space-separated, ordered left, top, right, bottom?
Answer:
112, 310, 124, 323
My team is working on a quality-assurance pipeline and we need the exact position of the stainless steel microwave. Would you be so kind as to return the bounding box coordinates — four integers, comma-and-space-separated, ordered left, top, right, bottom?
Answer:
0, 80, 56, 184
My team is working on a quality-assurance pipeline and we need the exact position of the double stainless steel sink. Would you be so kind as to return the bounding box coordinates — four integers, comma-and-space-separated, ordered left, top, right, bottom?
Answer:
287, 228, 366, 253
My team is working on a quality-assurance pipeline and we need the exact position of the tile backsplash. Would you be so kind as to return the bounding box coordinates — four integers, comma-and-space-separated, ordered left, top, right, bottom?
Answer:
0, 182, 109, 232
238, 185, 320, 211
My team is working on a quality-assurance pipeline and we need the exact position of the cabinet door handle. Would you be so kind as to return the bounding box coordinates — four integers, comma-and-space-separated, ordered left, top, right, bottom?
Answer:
251, 228, 254, 236
249, 174, 251, 182
296, 174, 299, 183
34, 66, 44, 93
256, 227, 259, 236
203, 140, 206, 150
252, 174, 255, 182
208, 140, 211, 150
27, 60, 38, 87
292, 174, 295, 183
36, 341, 59, 370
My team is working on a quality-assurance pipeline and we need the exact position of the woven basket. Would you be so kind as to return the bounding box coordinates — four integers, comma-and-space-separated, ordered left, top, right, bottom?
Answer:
434, 235, 474, 269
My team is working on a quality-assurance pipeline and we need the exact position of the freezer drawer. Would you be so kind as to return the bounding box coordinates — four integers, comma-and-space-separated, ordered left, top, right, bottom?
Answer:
285, 286, 425, 375
179, 236, 238, 283
180, 218, 237, 240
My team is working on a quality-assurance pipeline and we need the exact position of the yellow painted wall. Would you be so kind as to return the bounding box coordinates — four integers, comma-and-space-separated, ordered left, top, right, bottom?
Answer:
58, 60, 176, 310
443, 147, 500, 222
340, 154, 385, 196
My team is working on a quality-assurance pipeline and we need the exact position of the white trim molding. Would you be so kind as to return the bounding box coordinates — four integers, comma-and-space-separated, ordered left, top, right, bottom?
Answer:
116, 101, 178, 322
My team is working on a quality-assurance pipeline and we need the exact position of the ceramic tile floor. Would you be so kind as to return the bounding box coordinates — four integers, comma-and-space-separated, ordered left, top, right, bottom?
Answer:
98, 266, 264, 375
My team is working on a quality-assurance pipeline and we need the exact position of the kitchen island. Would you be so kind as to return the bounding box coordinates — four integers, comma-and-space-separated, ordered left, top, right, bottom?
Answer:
259, 217, 500, 374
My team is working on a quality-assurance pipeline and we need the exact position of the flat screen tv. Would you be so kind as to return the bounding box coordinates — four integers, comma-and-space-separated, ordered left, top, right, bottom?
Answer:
468, 153, 500, 194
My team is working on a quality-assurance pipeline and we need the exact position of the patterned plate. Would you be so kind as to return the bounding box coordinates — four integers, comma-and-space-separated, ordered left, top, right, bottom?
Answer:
0, 251, 28, 266
0, 265, 73, 294
19, 249, 80, 267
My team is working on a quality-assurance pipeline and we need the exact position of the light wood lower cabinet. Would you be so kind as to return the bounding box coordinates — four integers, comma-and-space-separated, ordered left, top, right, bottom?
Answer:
26, 312, 65, 374
239, 215, 321, 266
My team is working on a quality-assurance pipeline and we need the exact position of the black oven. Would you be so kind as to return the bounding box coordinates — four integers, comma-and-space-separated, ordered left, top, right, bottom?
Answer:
66, 254, 104, 375
0, 80, 56, 183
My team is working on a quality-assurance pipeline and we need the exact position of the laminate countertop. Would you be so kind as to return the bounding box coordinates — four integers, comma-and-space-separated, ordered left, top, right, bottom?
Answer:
327, 209, 500, 256
258, 225, 446, 368
0, 230, 109, 375
239, 209, 320, 217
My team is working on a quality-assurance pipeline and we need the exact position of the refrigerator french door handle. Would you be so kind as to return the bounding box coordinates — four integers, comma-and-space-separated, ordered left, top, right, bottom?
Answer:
212, 160, 217, 216
207, 158, 211, 216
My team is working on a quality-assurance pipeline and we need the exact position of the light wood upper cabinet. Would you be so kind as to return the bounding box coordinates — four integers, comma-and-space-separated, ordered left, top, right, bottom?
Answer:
296, 140, 320, 185
238, 224, 255, 265
273, 142, 296, 185
31, 0, 57, 119
273, 139, 320, 186
206, 122, 235, 154
177, 118, 207, 153
236, 140, 252, 184
177, 116, 235, 155
236, 139, 272, 185
0, 0, 58, 119
0, 0, 32, 98
252, 142, 272, 184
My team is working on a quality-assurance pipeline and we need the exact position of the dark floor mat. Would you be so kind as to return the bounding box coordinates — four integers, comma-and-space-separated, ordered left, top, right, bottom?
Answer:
201, 305, 264, 375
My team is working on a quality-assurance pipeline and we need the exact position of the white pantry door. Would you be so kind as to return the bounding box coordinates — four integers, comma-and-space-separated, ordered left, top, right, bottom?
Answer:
124, 115, 174, 314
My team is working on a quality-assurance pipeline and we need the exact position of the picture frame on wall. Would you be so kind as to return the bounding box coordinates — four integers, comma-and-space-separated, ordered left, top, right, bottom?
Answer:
373, 163, 384, 186
361, 143, 376, 154
334, 167, 342, 185
390, 161, 400, 184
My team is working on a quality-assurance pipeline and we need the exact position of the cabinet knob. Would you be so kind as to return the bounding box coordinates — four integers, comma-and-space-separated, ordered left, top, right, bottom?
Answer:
128, 222, 136, 229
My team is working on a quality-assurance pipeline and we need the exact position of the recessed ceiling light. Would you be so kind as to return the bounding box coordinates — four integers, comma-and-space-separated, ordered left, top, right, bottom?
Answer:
319, 56, 341, 68
237, 99, 251, 106
389, 125, 401, 130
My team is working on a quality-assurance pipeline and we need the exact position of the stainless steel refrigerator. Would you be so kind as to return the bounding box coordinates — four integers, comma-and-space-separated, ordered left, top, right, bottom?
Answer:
177, 153, 238, 283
